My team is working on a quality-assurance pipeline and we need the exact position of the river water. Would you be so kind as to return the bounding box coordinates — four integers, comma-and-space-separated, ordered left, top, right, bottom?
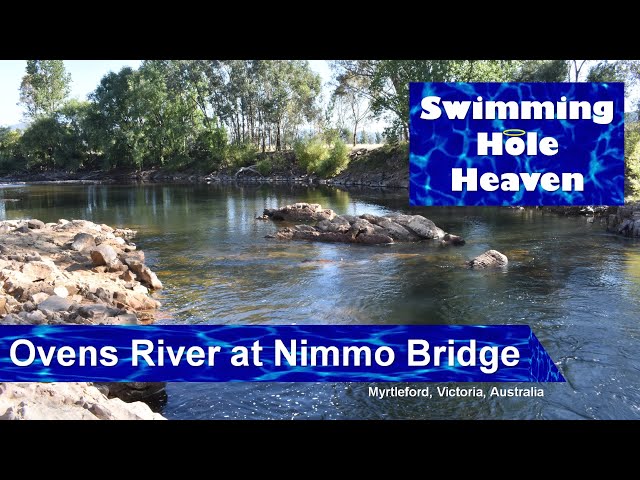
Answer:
1, 183, 640, 419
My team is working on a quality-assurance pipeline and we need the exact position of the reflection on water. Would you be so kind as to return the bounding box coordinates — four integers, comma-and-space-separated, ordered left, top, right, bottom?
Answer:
2, 183, 640, 419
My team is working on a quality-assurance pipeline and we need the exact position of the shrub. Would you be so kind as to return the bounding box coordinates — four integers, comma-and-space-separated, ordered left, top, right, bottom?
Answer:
256, 158, 272, 176
626, 123, 640, 200
294, 136, 328, 174
227, 142, 259, 170
293, 135, 350, 178
317, 138, 349, 177
0, 127, 23, 174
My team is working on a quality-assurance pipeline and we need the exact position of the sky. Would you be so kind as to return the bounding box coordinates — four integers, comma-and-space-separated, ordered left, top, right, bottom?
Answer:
0, 60, 637, 128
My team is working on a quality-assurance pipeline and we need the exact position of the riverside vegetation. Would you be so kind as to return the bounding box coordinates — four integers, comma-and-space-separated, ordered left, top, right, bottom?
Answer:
2, 60, 640, 200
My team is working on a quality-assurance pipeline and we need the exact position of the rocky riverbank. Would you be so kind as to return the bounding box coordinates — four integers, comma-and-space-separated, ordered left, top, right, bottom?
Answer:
605, 204, 640, 237
0, 218, 166, 420
0, 383, 165, 420
0, 144, 409, 189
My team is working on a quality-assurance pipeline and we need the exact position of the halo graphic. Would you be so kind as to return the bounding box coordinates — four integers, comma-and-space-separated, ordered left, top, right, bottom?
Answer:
503, 129, 526, 137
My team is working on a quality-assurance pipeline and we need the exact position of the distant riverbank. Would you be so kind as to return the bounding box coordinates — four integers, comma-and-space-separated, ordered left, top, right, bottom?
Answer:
2, 141, 639, 236
0, 144, 409, 189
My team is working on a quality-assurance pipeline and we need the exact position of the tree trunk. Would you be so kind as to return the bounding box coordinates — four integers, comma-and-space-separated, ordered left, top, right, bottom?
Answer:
276, 123, 281, 151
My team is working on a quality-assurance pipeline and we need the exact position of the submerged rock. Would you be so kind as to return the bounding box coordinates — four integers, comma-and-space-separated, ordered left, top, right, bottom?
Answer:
266, 203, 463, 246
467, 250, 508, 268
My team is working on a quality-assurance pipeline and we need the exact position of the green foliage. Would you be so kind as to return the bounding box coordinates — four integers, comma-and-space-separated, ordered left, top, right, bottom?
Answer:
0, 127, 23, 173
227, 142, 259, 170
294, 136, 328, 174
19, 117, 76, 171
319, 138, 349, 177
331, 60, 521, 140
514, 60, 569, 81
0, 60, 323, 175
256, 158, 272, 176
294, 134, 349, 178
19, 60, 71, 119
585, 61, 640, 99
625, 122, 640, 200
586, 61, 624, 82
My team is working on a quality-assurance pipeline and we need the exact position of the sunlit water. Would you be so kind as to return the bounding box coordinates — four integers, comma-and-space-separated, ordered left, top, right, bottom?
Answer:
2, 183, 640, 419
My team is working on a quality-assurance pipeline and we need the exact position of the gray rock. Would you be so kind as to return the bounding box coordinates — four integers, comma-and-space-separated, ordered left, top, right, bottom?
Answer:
77, 304, 122, 321
365, 216, 420, 242
22, 301, 36, 312
71, 232, 96, 252
18, 310, 47, 325
0, 314, 29, 325
391, 214, 444, 239
0, 382, 165, 420
467, 250, 508, 268
116, 313, 138, 325
441, 233, 466, 246
264, 203, 336, 222
37, 295, 74, 313
27, 219, 45, 229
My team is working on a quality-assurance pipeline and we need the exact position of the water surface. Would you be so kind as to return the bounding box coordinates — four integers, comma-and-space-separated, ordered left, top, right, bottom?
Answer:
2, 183, 639, 419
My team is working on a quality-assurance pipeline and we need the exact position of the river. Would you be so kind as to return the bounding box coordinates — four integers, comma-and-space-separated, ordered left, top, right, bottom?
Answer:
1, 183, 640, 419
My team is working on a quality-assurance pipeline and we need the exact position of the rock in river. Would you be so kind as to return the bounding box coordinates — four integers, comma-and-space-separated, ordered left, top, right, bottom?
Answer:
467, 250, 508, 268
264, 203, 336, 222
266, 203, 463, 246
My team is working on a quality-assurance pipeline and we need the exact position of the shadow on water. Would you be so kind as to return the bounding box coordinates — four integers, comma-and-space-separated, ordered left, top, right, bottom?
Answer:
2, 183, 640, 419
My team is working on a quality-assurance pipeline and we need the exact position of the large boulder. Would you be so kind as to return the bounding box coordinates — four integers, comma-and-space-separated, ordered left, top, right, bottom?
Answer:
264, 203, 336, 222
268, 204, 462, 246
467, 250, 508, 268
390, 214, 445, 240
